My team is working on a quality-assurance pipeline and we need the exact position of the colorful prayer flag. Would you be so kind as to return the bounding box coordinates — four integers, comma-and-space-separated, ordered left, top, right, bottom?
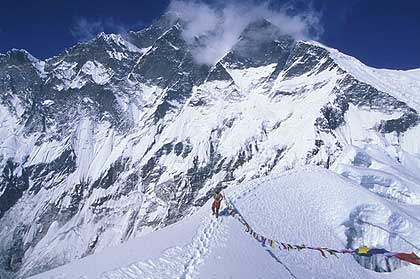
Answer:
392, 252, 420, 265
315, 248, 327, 258
366, 248, 390, 256
270, 240, 275, 248
326, 249, 339, 258
295, 245, 306, 250
355, 246, 370, 256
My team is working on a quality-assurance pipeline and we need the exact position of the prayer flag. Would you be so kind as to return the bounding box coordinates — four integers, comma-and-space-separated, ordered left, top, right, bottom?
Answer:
326, 249, 339, 258
315, 248, 327, 258
393, 252, 420, 265
270, 240, 275, 248
366, 248, 390, 256
355, 246, 370, 256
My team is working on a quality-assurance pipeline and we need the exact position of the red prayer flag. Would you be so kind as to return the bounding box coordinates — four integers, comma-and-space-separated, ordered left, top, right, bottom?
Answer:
315, 248, 327, 258
393, 252, 420, 265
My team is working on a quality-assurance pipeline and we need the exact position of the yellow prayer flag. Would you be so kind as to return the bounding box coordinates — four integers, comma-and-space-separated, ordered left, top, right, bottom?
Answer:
356, 246, 370, 255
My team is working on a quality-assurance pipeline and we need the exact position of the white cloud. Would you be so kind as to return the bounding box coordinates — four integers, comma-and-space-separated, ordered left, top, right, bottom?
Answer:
70, 18, 105, 42
167, 0, 323, 65
70, 18, 144, 42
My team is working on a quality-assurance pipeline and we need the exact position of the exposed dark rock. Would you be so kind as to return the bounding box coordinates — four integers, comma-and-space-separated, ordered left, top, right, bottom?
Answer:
379, 111, 419, 134
206, 62, 233, 82
127, 13, 177, 49
315, 94, 349, 131
58, 182, 86, 224
141, 143, 174, 184
222, 19, 295, 70
27, 148, 77, 195
0, 160, 29, 219
268, 147, 287, 173
91, 157, 130, 190
4, 224, 27, 272
339, 75, 419, 134
281, 42, 337, 79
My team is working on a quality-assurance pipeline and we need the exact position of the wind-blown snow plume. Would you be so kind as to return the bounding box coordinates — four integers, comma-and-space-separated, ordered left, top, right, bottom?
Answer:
70, 18, 106, 42
168, 0, 322, 65
70, 17, 143, 42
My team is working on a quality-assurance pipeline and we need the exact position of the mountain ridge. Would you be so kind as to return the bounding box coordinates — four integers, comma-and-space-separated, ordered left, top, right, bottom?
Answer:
1, 15, 420, 278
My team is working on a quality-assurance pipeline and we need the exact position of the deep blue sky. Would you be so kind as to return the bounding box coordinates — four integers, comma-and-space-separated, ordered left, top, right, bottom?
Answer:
0, 0, 419, 70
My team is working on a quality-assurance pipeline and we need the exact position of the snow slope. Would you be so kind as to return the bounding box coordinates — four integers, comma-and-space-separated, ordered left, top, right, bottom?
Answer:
29, 167, 420, 279
311, 41, 420, 112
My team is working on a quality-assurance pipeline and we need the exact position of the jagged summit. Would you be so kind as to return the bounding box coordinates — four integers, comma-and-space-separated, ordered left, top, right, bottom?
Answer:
1, 14, 420, 278
127, 12, 179, 49
221, 19, 295, 69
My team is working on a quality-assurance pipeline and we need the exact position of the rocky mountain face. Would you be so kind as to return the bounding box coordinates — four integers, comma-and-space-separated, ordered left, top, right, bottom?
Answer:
1, 14, 420, 278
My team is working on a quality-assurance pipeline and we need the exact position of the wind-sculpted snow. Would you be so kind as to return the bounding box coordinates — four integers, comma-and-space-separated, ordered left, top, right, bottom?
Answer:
1, 14, 420, 278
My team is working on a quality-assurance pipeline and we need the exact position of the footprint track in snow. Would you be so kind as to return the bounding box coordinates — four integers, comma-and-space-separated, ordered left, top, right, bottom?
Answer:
101, 171, 297, 279
101, 216, 224, 279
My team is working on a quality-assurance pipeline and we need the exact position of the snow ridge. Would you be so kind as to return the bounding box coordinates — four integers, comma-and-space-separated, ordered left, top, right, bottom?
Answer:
28, 167, 420, 279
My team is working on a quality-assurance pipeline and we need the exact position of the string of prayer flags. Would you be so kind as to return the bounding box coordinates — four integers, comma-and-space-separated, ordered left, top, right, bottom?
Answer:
225, 203, 420, 266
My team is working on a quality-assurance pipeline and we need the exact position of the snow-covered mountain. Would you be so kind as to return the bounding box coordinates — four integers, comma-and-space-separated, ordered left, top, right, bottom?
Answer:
1, 13, 420, 278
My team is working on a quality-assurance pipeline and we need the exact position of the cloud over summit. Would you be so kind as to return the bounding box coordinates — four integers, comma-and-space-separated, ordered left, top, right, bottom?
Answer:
167, 0, 322, 65
70, 17, 144, 42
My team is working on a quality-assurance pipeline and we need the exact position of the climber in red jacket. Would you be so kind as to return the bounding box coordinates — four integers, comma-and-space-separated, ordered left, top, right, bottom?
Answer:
212, 190, 224, 218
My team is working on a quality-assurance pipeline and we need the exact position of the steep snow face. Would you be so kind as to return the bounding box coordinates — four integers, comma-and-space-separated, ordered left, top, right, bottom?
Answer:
312, 41, 420, 113
1, 16, 420, 278
27, 167, 420, 279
